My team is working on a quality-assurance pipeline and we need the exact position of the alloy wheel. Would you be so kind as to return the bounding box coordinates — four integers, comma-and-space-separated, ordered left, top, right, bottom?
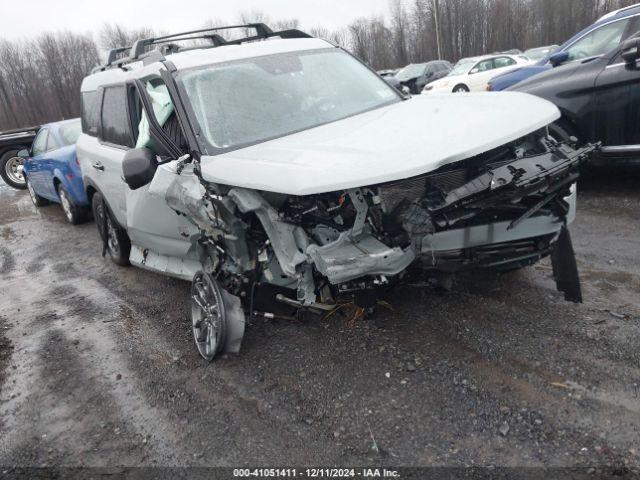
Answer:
191, 272, 227, 361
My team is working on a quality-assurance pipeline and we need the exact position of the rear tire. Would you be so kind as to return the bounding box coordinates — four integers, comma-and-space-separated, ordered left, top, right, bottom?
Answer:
1, 150, 27, 189
58, 184, 89, 225
26, 175, 49, 207
92, 191, 130, 266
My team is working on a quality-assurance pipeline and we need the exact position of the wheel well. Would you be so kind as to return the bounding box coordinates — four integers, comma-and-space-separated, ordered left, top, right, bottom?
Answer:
86, 185, 97, 203
452, 83, 468, 92
0, 144, 30, 159
551, 114, 583, 143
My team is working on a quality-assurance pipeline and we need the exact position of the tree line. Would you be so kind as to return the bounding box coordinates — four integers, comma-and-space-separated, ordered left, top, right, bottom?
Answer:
0, 0, 637, 131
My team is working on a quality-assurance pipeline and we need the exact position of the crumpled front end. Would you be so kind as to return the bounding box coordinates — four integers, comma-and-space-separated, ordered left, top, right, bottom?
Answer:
165, 130, 597, 353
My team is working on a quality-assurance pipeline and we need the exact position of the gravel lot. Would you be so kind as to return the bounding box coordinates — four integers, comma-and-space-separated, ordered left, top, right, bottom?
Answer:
0, 167, 639, 471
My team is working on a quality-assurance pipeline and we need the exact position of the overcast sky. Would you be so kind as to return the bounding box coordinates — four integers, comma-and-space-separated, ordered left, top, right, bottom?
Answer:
1, 0, 394, 41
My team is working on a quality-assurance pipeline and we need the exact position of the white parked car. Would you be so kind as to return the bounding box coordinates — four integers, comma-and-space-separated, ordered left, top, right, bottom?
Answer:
422, 54, 532, 93
77, 24, 596, 361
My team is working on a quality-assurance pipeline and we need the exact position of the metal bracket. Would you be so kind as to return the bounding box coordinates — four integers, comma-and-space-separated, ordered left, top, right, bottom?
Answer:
348, 189, 368, 238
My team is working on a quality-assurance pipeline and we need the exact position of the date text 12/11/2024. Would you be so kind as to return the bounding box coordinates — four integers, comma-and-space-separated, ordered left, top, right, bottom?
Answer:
233, 468, 401, 478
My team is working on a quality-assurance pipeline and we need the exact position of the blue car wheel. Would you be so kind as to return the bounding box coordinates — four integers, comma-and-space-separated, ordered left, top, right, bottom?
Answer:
58, 184, 89, 225
26, 176, 49, 207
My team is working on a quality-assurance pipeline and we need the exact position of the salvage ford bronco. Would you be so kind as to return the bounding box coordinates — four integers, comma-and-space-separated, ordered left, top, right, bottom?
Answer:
77, 24, 597, 360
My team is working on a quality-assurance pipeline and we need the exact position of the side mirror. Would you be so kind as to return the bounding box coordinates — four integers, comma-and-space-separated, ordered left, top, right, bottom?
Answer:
122, 148, 157, 190
549, 51, 569, 67
621, 38, 640, 64
469, 68, 479, 74
17, 149, 29, 158
425, 71, 433, 78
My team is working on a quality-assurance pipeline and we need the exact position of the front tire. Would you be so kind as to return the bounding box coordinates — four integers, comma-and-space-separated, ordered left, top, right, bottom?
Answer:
58, 184, 89, 225
92, 192, 130, 266
452, 84, 470, 93
191, 272, 227, 362
1, 150, 27, 189
26, 176, 49, 207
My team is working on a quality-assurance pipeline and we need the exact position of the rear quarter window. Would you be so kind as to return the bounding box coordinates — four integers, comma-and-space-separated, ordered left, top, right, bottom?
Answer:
100, 85, 134, 148
81, 91, 102, 137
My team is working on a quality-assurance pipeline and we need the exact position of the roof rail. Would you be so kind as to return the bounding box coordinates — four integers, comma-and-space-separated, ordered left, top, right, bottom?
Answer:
598, 2, 640, 21
94, 23, 312, 72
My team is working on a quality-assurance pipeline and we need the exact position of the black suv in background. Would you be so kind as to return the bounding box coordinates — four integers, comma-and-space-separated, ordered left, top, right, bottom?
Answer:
510, 34, 640, 164
394, 61, 452, 94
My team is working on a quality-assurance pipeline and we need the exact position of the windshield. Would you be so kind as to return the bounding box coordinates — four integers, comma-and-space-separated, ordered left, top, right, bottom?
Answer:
394, 63, 426, 81
525, 46, 558, 61
449, 59, 475, 76
179, 48, 400, 152
59, 120, 82, 146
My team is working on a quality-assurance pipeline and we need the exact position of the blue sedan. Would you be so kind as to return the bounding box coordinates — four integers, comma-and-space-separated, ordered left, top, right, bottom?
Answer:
21, 118, 90, 224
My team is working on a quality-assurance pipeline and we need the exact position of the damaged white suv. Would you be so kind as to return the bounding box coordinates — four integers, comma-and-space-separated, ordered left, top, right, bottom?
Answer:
77, 24, 596, 360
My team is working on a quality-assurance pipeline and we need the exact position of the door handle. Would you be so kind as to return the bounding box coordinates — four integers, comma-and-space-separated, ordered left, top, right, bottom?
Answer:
92, 163, 104, 171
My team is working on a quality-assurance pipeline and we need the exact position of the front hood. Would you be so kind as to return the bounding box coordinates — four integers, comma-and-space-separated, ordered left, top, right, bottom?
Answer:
509, 61, 587, 92
200, 92, 559, 195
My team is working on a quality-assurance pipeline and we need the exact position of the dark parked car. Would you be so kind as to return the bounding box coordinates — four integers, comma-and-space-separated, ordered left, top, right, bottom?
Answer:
489, 3, 640, 91
394, 61, 452, 94
0, 125, 39, 189
509, 34, 640, 164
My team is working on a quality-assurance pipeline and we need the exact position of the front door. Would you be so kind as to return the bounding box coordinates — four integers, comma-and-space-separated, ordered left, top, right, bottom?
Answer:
593, 51, 640, 147
27, 128, 49, 193
124, 77, 198, 258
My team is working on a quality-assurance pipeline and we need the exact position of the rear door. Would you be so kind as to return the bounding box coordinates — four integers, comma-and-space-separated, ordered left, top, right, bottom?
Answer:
468, 58, 496, 90
95, 84, 135, 226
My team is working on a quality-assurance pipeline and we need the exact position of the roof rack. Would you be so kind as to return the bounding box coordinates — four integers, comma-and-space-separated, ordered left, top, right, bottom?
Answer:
94, 23, 313, 72
598, 2, 640, 21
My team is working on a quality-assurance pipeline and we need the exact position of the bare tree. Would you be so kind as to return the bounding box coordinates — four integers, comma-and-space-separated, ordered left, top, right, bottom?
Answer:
99, 23, 155, 50
2, 0, 640, 130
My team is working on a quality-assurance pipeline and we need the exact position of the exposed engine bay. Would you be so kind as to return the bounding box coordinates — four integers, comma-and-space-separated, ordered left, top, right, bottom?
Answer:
154, 128, 597, 359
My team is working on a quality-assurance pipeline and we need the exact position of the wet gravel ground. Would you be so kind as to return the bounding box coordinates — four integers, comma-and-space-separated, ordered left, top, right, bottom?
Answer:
0, 167, 639, 471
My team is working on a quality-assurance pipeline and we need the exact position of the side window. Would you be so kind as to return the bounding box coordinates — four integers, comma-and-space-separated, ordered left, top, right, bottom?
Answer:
81, 91, 102, 137
565, 18, 631, 61
100, 85, 134, 148
494, 57, 516, 68
31, 129, 48, 157
46, 132, 59, 152
473, 59, 494, 73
